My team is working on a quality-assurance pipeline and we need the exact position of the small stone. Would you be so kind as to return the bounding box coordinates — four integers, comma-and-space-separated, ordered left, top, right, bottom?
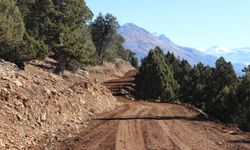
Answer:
16, 114, 23, 121
13, 80, 23, 87
89, 109, 95, 114
44, 88, 51, 95
34, 80, 41, 85
228, 130, 237, 135
1, 76, 11, 81
22, 96, 29, 103
16, 73, 28, 80
80, 99, 86, 105
217, 141, 223, 145
174, 101, 182, 105
67, 89, 73, 96
5, 83, 13, 90
93, 79, 99, 83
41, 113, 47, 122
0, 139, 5, 147
0, 88, 11, 101
51, 89, 57, 95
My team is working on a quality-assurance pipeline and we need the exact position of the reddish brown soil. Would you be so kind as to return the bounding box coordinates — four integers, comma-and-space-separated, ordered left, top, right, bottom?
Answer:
33, 69, 250, 150
50, 97, 250, 150
103, 70, 138, 95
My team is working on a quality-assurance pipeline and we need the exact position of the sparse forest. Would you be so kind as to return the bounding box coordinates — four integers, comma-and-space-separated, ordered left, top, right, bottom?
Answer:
0, 0, 249, 133
135, 46, 250, 131
0, 0, 138, 72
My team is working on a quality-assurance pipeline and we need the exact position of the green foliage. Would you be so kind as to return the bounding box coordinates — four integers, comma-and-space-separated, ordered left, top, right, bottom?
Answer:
0, 0, 25, 44
183, 63, 212, 108
0, 0, 45, 64
236, 66, 250, 130
164, 53, 250, 129
135, 47, 178, 102
129, 51, 139, 68
165, 52, 191, 100
91, 13, 135, 64
205, 57, 238, 120
173, 57, 239, 122
207, 85, 238, 122
0, 33, 48, 63
2, 0, 249, 132
214, 57, 238, 89
103, 33, 126, 62
91, 13, 120, 64
20, 0, 95, 73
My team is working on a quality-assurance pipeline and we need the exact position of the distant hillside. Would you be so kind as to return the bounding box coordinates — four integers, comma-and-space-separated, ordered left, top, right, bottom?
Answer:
118, 23, 217, 66
205, 46, 250, 65
204, 46, 249, 76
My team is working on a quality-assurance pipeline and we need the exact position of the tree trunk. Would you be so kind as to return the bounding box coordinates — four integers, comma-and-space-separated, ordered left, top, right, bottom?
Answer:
100, 48, 104, 65
54, 54, 67, 75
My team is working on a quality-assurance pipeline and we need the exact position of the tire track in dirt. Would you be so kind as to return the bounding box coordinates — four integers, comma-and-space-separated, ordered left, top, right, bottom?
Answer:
166, 104, 249, 150
115, 103, 148, 150
49, 97, 250, 150
157, 104, 219, 150
51, 104, 129, 150
141, 105, 180, 150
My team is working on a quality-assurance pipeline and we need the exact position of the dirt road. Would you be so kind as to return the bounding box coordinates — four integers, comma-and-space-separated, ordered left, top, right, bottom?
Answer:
51, 96, 250, 150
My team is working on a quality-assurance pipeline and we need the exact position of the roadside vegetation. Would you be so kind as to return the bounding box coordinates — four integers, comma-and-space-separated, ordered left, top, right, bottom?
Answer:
135, 46, 250, 131
0, 0, 138, 73
0, 0, 249, 132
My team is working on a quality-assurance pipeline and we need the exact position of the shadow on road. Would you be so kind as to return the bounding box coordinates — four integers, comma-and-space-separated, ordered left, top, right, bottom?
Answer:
228, 139, 250, 144
95, 114, 206, 122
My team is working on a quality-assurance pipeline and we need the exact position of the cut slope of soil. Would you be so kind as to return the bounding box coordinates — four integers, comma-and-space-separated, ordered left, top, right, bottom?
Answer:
103, 70, 138, 95
0, 59, 119, 149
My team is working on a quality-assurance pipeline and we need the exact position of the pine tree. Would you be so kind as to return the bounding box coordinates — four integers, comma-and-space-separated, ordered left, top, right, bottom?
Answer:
135, 47, 178, 102
0, 0, 40, 66
0, 0, 25, 44
214, 57, 238, 89
103, 33, 126, 62
184, 63, 212, 108
91, 13, 119, 64
22, 0, 95, 73
206, 57, 239, 121
130, 55, 139, 68
236, 65, 250, 130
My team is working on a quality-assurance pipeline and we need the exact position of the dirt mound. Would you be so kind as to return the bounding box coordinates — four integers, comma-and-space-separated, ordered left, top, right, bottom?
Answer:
103, 70, 138, 96
88, 58, 135, 83
0, 59, 119, 149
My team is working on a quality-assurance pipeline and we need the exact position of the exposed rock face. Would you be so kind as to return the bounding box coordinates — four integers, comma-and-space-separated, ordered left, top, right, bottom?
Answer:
0, 59, 119, 149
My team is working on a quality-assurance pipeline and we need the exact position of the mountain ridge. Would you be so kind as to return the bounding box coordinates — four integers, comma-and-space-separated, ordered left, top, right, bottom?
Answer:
118, 23, 217, 66
118, 23, 248, 75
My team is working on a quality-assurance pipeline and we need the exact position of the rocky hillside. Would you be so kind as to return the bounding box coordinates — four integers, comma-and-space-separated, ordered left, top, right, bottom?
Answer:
118, 23, 217, 66
0, 59, 121, 149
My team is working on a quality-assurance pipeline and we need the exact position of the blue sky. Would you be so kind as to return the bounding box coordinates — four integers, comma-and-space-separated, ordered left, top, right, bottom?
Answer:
85, 0, 250, 49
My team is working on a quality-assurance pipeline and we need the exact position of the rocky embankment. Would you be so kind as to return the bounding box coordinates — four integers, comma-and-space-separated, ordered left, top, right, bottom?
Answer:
0, 59, 119, 149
